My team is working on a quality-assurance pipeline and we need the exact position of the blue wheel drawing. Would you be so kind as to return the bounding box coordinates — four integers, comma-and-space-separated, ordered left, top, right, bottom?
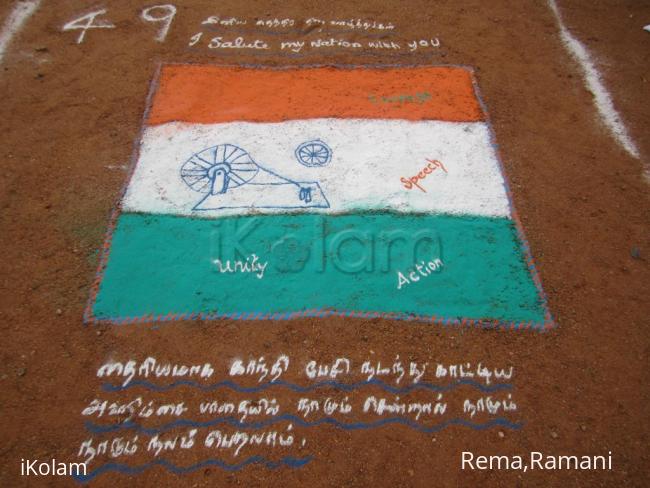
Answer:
295, 140, 332, 167
180, 144, 259, 195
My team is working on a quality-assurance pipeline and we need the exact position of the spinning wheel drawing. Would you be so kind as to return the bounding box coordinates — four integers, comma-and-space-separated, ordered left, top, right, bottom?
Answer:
295, 140, 332, 167
180, 144, 330, 211
180, 144, 259, 195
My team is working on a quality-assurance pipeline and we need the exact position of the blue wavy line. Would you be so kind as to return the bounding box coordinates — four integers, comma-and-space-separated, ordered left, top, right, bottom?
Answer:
86, 415, 522, 435
73, 455, 313, 483
102, 378, 511, 394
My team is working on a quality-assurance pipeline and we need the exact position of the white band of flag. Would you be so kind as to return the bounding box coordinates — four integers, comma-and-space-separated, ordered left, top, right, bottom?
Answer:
123, 119, 510, 218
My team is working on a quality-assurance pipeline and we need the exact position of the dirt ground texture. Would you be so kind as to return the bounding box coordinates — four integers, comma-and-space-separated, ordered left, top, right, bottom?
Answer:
0, 0, 649, 486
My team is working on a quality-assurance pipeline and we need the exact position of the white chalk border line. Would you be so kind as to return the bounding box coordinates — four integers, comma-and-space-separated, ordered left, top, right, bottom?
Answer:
547, 0, 642, 164
0, 0, 41, 64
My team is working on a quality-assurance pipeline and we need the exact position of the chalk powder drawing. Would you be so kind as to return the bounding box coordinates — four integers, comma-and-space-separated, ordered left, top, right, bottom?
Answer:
180, 143, 329, 210
295, 140, 332, 167
87, 65, 553, 329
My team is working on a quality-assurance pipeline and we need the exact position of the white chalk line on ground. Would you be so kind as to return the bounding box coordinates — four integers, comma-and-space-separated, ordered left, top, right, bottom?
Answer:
547, 0, 641, 163
0, 0, 41, 64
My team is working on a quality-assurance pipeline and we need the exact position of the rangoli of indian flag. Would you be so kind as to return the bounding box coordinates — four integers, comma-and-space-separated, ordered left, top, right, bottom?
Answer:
86, 64, 554, 330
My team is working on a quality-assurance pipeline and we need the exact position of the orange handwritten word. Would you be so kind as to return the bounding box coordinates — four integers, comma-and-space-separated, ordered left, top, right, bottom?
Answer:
400, 159, 447, 193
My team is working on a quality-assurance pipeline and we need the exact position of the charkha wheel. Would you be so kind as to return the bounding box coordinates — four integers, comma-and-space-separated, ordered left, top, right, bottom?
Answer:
180, 144, 259, 195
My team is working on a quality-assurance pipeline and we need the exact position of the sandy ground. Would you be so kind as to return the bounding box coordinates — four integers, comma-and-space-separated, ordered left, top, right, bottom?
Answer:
0, 0, 648, 486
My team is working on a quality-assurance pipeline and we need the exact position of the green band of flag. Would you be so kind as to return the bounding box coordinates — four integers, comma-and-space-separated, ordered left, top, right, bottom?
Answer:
93, 212, 546, 323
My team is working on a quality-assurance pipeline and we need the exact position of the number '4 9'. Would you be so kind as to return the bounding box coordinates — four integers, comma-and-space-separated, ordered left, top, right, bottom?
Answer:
62, 5, 177, 44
